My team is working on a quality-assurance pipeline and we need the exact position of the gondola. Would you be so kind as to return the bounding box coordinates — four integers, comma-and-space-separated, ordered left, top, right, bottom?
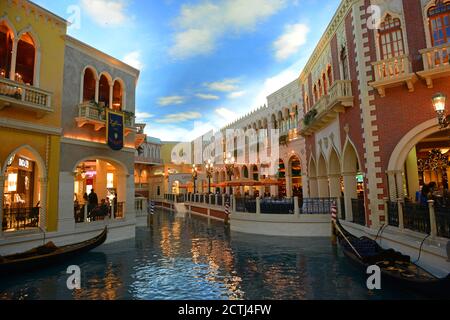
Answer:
334, 219, 450, 297
0, 227, 107, 274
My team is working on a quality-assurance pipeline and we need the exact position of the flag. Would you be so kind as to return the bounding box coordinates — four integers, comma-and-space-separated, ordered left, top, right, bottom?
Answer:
106, 109, 124, 151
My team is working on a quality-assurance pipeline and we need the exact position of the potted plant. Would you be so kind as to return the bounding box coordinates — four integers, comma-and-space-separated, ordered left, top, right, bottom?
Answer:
303, 109, 318, 127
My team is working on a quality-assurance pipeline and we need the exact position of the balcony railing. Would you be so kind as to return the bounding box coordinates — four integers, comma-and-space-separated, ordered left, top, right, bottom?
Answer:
419, 43, 450, 88
76, 102, 135, 134
0, 77, 52, 115
369, 54, 416, 97
300, 80, 353, 136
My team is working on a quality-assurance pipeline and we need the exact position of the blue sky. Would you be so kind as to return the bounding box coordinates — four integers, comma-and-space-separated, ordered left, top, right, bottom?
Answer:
34, 0, 340, 141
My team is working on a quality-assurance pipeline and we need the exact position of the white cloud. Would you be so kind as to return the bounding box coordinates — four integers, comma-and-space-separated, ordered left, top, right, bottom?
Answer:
228, 91, 246, 99
157, 96, 186, 106
147, 121, 216, 142
135, 111, 154, 122
251, 59, 307, 108
195, 93, 220, 100
123, 51, 144, 70
156, 111, 202, 124
81, 0, 128, 27
215, 107, 236, 120
170, 0, 286, 59
204, 79, 240, 92
274, 23, 310, 60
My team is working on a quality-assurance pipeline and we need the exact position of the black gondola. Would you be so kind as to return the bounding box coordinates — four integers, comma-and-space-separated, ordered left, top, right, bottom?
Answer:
334, 219, 450, 297
0, 227, 107, 274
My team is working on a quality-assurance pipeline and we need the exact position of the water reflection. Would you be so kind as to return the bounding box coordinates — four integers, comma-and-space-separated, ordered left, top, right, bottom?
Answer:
0, 209, 424, 300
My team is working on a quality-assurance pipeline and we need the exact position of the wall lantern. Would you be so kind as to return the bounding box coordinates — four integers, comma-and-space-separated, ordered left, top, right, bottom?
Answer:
432, 92, 449, 129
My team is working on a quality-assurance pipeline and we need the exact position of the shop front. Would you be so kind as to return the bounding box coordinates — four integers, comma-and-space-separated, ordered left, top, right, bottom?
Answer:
2, 153, 41, 232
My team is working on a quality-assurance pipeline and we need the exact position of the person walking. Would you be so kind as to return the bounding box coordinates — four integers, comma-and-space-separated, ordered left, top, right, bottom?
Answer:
88, 189, 99, 219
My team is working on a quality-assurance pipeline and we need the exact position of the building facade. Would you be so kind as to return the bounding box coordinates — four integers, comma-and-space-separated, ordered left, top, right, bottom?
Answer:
0, 0, 66, 236
58, 35, 140, 239
135, 134, 162, 199
298, 0, 450, 231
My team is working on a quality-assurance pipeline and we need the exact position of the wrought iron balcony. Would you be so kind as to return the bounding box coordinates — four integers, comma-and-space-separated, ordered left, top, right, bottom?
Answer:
369, 54, 417, 97
418, 43, 450, 88
300, 80, 353, 136
75, 102, 135, 135
0, 77, 52, 117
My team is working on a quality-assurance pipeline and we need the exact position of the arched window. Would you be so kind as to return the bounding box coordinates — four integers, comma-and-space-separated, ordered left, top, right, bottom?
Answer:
98, 74, 110, 108
428, 0, 450, 46
313, 85, 318, 102
327, 66, 333, 87
322, 73, 327, 95
379, 15, 405, 60
16, 33, 35, 85
112, 80, 123, 110
318, 79, 322, 98
0, 22, 13, 79
83, 68, 96, 102
340, 46, 349, 80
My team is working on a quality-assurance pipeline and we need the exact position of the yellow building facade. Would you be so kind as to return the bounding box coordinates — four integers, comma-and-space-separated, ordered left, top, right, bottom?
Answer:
0, 0, 67, 233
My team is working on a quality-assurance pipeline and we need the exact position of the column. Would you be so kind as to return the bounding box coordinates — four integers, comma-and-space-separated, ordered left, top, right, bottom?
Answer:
0, 175, 4, 237
395, 171, 405, 200
95, 160, 108, 201
256, 197, 261, 215
428, 200, 437, 238
109, 83, 113, 108
405, 147, 420, 201
329, 174, 341, 198
342, 172, 357, 222
285, 174, 292, 198
95, 79, 99, 103
309, 177, 319, 198
302, 174, 310, 198
57, 172, 77, 233
317, 176, 330, 198
294, 196, 300, 216
397, 198, 404, 230
386, 171, 398, 201
9, 39, 18, 80
39, 177, 48, 231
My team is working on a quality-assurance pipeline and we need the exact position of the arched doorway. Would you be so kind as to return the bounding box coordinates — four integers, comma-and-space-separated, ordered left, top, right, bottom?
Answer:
73, 158, 127, 223
328, 147, 342, 198
317, 153, 329, 198
288, 155, 302, 198
342, 141, 365, 225
278, 159, 286, 197
2, 146, 46, 232
309, 157, 318, 197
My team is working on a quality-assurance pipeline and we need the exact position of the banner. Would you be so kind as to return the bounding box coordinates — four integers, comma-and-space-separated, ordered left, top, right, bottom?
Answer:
106, 110, 124, 151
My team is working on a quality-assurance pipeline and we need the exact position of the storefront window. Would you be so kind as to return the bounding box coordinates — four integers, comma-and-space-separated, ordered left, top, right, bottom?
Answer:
2, 154, 39, 232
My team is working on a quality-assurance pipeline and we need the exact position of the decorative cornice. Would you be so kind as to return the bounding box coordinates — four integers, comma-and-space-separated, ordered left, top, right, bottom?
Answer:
8, 0, 68, 28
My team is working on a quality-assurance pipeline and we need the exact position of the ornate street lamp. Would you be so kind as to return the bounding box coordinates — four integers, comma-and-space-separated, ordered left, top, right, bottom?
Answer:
432, 92, 449, 129
192, 164, 198, 194
205, 159, 214, 194
224, 153, 236, 194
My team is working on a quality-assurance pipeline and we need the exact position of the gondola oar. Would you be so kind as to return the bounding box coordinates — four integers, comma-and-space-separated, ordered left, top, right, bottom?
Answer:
334, 221, 363, 260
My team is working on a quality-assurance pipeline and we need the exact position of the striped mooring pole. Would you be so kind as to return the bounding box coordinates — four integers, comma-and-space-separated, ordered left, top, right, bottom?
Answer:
331, 201, 338, 246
